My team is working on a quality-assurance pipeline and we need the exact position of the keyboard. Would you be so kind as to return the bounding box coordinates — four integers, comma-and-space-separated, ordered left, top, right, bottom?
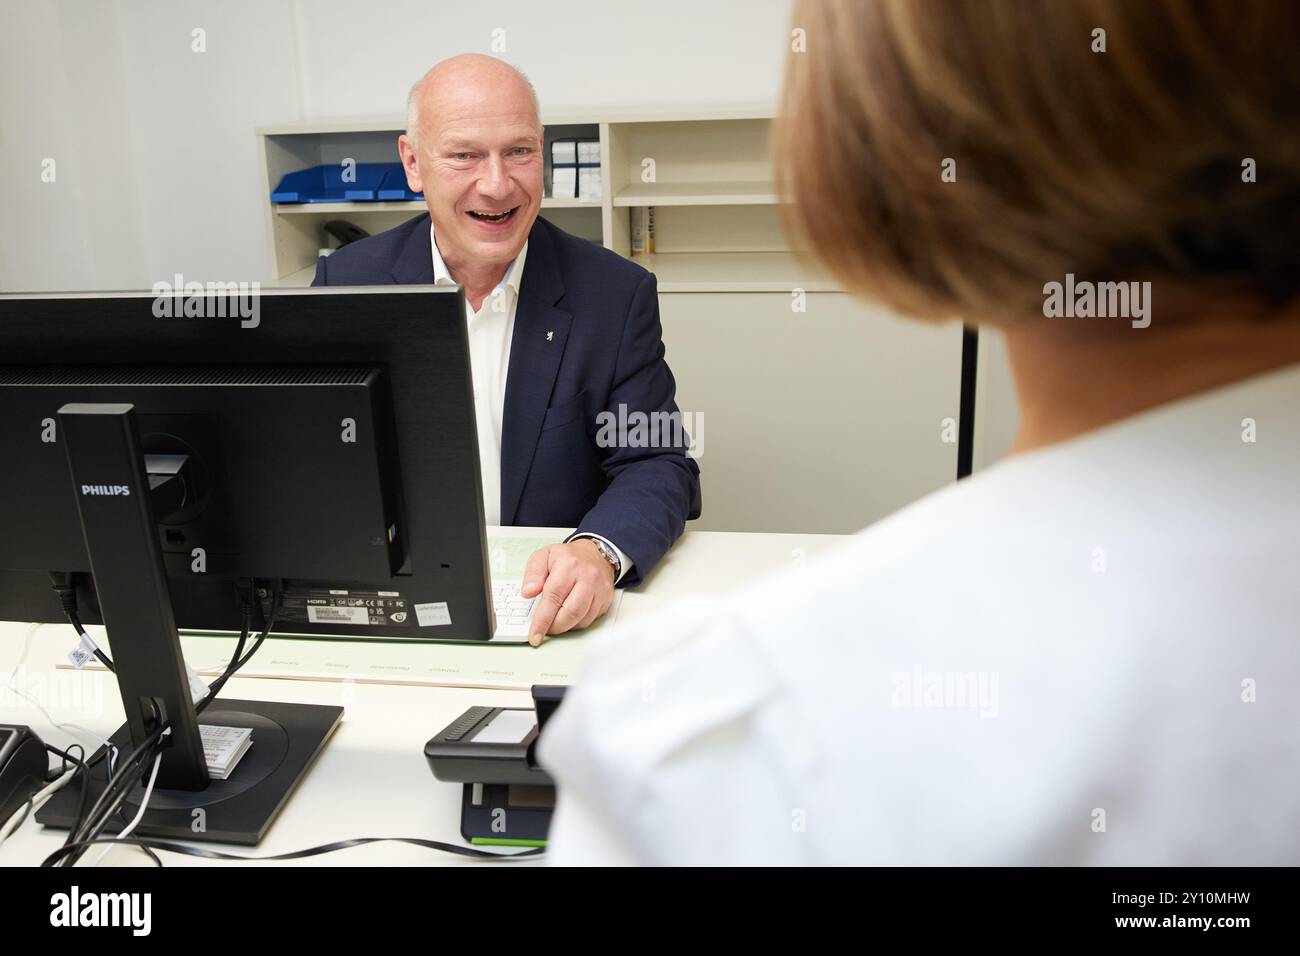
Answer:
492, 581, 538, 639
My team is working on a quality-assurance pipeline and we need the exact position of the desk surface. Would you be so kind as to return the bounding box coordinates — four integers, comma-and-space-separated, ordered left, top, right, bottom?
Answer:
0, 526, 849, 866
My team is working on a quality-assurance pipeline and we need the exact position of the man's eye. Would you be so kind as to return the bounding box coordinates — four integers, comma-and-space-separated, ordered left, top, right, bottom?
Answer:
510, 147, 531, 157
451, 152, 472, 161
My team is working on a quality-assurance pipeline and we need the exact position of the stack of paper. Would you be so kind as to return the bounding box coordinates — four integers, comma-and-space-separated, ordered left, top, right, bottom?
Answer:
578, 141, 602, 200
200, 725, 253, 781
551, 140, 577, 198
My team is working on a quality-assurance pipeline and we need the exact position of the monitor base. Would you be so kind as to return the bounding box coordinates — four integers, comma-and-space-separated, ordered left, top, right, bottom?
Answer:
36, 698, 342, 847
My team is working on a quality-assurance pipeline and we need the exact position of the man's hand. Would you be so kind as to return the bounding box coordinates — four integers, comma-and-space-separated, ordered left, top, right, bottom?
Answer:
520, 540, 616, 646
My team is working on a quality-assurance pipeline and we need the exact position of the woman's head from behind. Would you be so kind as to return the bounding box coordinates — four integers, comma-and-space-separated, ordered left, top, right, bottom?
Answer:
776, 0, 1300, 327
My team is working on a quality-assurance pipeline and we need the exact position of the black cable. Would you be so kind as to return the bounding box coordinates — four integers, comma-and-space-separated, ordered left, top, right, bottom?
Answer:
49, 573, 114, 674
88, 750, 166, 868
228, 609, 251, 673
45, 747, 70, 782
44, 743, 89, 845
69, 611, 116, 673
41, 834, 544, 867
138, 843, 164, 867
60, 725, 167, 865
62, 770, 149, 866
74, 731, 162, 841
49, 741, 165, 869
215, 577, 255, 687
195, 614, 252, 714
240, 583, 279, 670
198, 582, 275, 714
198, 612, 254, 711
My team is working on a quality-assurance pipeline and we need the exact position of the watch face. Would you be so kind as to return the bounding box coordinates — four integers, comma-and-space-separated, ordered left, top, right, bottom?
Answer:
575, 536, 619, 574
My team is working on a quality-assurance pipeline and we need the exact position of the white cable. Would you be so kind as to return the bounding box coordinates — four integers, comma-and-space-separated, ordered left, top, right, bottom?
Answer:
1, 674, 118, 775
0, 764, 77, 848
6, 621, 40, 681
3, 622, 119, 775
115, 750, 161, 842
88, 745, 162, 867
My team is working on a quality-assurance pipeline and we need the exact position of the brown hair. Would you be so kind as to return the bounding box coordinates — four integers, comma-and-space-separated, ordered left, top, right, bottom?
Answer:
775, 0, 1300, 323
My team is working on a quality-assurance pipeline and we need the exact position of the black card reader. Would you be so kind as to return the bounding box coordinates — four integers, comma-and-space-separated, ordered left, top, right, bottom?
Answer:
424, 685, 567, 846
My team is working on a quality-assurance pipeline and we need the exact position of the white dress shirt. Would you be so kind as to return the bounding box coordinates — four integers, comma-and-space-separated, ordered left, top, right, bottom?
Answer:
540, 362, 1300, 864
430, 224, 631, 579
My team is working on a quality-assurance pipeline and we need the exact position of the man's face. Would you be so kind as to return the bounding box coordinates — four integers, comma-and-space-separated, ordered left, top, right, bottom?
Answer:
400, 99, 543, 272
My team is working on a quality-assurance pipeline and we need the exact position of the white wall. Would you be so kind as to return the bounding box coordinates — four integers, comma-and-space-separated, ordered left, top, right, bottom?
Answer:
973, 328, 1020, 470
0, 1, 148, 291
665, 295, 964, 533
293, 0, 792, 119
1, 0, 794, 292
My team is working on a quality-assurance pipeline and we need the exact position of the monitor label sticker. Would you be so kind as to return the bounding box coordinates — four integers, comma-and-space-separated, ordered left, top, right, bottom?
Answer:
414, 601, 452, 627
280, 587, 411, 627
306, 605, 370, 625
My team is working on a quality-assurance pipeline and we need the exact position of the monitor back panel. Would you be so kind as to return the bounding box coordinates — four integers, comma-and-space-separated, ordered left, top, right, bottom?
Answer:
0, 288, 496, 642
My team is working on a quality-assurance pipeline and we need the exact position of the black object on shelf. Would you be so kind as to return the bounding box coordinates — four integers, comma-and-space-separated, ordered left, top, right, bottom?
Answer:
324, 220, 371, 249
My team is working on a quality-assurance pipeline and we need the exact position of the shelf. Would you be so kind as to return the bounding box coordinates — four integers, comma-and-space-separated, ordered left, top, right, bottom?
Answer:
255, 104, 776, 137
258, 109, 799, 285
613, 181, 779, 207
631, 251, 837, 293
274, 198, 599, 216
275, 200, 424, 215
542, 196, 602, 209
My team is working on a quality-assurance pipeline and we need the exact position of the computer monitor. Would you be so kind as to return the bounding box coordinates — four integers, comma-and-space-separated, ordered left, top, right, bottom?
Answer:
0, 287, 497, 641
0, 286, 495, 844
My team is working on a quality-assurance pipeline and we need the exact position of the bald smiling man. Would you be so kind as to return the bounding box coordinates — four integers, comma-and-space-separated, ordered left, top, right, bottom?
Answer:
312, 55, 700, 644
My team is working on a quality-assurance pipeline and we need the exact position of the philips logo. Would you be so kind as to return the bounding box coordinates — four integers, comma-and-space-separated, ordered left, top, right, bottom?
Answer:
81, 484, 131, 497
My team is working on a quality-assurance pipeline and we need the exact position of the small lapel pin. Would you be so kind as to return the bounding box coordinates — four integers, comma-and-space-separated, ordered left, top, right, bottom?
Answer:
546, 330, 554, 342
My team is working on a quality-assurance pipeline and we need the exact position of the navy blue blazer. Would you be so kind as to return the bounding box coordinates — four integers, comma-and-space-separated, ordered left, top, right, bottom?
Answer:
312, 214, 700, 586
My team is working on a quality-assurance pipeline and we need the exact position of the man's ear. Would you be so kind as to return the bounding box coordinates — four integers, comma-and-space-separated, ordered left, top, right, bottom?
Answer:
397, 134, 424, 193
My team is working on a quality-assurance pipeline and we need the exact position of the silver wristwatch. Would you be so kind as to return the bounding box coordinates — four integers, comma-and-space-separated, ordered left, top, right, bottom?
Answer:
581, 536, 621, 580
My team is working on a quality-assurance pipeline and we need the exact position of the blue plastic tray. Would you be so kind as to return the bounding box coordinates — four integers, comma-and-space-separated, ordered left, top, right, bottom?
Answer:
378, 166, 423, 201
271, 162, 419, 203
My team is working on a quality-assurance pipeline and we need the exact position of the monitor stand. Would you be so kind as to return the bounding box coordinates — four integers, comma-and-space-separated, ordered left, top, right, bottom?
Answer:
37, 698, 342, 845
34, 402, 342, 847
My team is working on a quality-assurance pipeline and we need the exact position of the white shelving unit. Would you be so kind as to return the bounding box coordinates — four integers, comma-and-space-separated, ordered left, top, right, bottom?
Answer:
612, 181, 778, 206
255, 107, 827, 292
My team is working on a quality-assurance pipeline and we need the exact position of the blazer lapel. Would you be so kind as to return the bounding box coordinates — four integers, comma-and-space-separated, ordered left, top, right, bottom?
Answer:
500, 219, 572, 525
389, 214, 435, 283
